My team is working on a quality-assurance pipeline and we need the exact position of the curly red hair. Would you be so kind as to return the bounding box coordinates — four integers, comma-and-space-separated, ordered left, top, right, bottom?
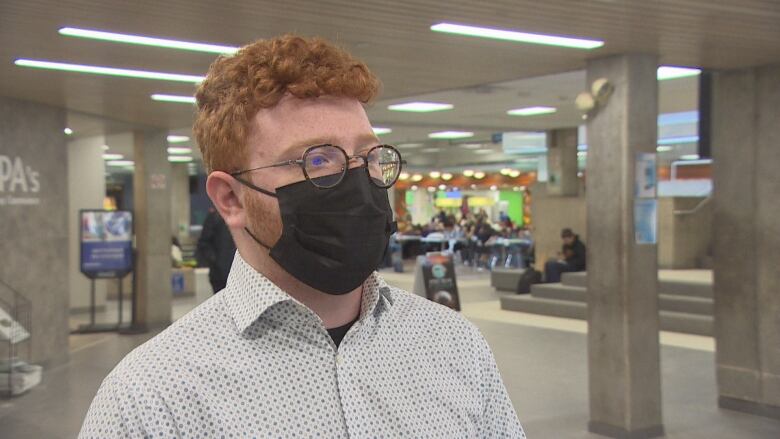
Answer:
194, 34, 381, 173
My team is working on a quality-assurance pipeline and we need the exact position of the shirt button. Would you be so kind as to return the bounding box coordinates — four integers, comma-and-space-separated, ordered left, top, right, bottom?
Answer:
336, 354, 343, 365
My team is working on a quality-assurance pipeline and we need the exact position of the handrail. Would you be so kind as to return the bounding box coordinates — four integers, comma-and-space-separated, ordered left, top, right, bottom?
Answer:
673, 195, 712, 216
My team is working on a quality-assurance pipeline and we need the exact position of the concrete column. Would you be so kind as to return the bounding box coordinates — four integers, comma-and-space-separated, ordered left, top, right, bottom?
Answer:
546, 127, 579, 196
711, 64, 780, 419
0, 97, 69, 367
133, 130, 172, 329
585, 54, 663, 438
169, 163, 191, 241
67, 135, 107, 312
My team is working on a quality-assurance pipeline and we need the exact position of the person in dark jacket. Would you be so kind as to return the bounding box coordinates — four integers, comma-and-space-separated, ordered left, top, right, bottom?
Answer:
544, 228, 586, 283
196, 208, 236, 293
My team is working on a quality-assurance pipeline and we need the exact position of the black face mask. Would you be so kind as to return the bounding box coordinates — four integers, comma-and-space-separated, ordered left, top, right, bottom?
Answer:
243, 167, 396, 295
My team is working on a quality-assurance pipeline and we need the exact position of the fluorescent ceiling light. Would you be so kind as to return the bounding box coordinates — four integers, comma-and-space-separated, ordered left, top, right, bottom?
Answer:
169, 156, 194, 163
152, 94, 196, 104
64, 127, 73, 135
59, 27, 238, 54
474, 149, 494, 154
168, 147, 192, 154
680, 154, 700, 160
507, 106, 557, 116
167, 135, 190, 143
102, 153, 124, 160
421, 147, 442, 153
107, 160, 134, 167
431, 23, 604, 50
15, 59, 204, 83
657, 66, 701, 81
656, 146, 673, 152
388, 102, 453, 112
372, 127, 392, 135
460, 143, 482, 149
428, 131, 473, 139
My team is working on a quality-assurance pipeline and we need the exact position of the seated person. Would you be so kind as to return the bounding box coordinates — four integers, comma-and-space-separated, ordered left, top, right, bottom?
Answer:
544, 228, 586, 283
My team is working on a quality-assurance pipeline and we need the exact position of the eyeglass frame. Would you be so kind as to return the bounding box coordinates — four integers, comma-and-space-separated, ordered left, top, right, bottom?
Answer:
229, 143, 405, 197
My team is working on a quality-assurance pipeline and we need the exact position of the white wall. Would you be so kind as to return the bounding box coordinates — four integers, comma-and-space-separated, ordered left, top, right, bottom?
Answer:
67, 136, 107, 311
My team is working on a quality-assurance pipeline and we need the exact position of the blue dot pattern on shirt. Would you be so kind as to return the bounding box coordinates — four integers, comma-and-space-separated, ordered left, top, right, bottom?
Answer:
79, 251, 525, 438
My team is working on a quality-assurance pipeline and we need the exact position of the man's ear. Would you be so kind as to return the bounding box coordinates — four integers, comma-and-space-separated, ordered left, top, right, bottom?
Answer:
206, 172, 247, 229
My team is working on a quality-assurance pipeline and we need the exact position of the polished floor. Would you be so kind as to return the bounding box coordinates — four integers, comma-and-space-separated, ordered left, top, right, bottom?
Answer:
1, 266, 779, 438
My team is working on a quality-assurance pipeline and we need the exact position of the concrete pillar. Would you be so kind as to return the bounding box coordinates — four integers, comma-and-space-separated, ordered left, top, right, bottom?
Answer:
133, 130, 172, 329
711, 64, 780, 419
67, 135, 107, 312
0, 96, 69, 367
585, 54, 664, 438
170, 163, 191, 241
546, 127, 579, 196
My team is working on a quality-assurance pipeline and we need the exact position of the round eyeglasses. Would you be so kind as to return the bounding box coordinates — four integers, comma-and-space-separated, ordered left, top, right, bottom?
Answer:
230, 144, 404, 194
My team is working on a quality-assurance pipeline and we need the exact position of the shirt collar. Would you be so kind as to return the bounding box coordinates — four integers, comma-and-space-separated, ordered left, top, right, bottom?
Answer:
221, 251, 395, 335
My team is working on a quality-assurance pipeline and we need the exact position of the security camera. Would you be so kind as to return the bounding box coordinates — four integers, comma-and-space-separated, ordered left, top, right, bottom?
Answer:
590, 78, 614, 104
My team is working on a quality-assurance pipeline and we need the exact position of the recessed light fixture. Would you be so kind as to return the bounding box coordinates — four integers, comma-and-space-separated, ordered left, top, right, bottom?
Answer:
14, 59, 204, 83
431, 23, 604, 50
410, 185, 418, 191
438, 184, 447, 190
152, 94, 196, 104
167, 135, 190, 143
509, 170, 521, 178
388, 102, 453, 112
64, 127, 73, 135
168, 147, 192, 154
428, 131, 473, 139
59, 27, 238, 54
507, 106, 557, 116
102, 153, 124, 160
427, 186, 436, 193
398, 172, 410, 181
372, 127, 392, 135
500, 168, 512, 175
656, 146, 673, 152
657, 66, 701, 81
463, 169, 475, 177
168, 156, 194, 163
429, 171, 441, 179
441, 173, 453, 181
411, 174, 424, 182
107, 160, 134, 167
474, 171, 486, 179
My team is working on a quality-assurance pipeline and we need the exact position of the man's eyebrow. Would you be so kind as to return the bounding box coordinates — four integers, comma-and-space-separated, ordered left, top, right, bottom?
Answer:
279, 134, 383, 159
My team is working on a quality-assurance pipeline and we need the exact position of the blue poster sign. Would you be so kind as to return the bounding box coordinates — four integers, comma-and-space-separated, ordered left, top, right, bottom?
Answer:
80, 210, 133, 279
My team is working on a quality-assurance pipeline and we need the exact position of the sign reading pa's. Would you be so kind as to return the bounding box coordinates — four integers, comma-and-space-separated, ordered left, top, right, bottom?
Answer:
80, 210, 134, 279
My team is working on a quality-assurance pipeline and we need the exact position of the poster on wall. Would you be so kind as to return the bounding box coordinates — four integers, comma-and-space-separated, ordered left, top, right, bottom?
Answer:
412, 252, 461, 311
635, 153, 657, 198
634, 199, 658, 245
80, 210, 133, 279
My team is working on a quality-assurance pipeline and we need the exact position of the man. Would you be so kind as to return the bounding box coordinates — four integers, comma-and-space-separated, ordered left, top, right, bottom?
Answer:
544, 228, 586, 283
79, 35, 524, 438
196, 207, 236, 293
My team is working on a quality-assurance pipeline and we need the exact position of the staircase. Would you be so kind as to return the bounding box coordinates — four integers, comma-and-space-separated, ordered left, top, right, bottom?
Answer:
499, 271, 713, 336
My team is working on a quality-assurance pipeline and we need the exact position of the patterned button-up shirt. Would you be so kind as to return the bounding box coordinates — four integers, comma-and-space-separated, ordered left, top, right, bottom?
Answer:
79, 252, 525, 438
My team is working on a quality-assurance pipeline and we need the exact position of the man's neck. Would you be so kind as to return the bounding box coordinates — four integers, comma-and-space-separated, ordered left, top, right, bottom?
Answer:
237, 247, 363, 329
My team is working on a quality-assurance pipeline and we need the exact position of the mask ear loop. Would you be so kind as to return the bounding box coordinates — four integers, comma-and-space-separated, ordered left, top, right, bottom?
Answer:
244, 227, 273, 250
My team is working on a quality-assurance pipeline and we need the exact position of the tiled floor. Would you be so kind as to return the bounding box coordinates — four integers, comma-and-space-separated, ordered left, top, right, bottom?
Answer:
1, 267, 778, 438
